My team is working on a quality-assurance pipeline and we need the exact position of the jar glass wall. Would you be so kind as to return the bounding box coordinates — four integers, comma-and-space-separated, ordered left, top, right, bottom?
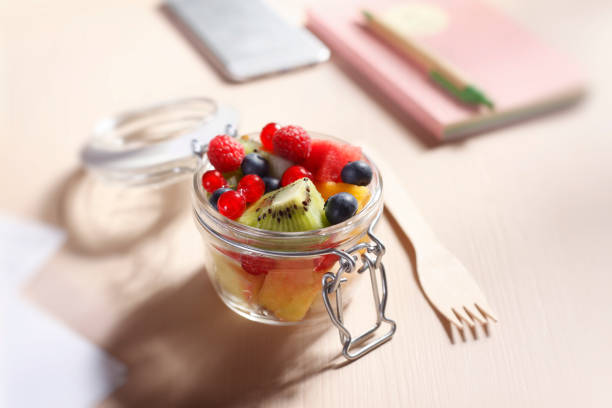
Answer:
191, 132, 383, 325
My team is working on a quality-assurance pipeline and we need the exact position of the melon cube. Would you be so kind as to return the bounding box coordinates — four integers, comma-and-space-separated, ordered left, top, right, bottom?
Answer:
212, 250, 265, 303
258, 269, 321, 322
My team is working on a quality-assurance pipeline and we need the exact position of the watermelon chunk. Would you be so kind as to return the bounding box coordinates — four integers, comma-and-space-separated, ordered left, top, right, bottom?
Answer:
303, 139, 362, 182
302, 139, 331, 172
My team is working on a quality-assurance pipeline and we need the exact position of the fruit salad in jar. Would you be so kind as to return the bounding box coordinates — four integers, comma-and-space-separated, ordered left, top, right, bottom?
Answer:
198, 123, 377, 323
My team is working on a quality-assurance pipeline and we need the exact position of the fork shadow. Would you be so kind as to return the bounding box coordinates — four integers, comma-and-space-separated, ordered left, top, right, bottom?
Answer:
384, 210, 490, 344
102, 266, 349, 407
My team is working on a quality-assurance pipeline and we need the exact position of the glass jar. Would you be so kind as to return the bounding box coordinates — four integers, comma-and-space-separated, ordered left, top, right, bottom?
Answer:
82, 98, 396, 360
192, 131, 381, 325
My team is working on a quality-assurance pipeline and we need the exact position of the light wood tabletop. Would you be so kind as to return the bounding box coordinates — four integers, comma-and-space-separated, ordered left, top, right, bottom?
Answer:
2, 0, 612, 407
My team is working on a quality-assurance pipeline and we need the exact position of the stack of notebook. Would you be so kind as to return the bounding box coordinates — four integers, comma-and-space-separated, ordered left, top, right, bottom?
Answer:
307, 0, 585, 140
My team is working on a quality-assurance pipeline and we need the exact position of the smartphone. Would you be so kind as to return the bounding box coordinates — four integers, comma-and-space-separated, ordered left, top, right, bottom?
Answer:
165, 0, 330, 82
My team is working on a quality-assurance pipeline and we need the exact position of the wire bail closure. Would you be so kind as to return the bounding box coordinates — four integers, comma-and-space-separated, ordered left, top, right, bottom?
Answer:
193, 206, 396, 361
321, 213, 397, 360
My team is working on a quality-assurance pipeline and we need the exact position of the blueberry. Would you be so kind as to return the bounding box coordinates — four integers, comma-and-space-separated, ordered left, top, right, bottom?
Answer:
341, 161, 372, 186
325, 192, 358, 225
241, 153, 269, 177
262, 176, 280, 193
209, 187, 233, 210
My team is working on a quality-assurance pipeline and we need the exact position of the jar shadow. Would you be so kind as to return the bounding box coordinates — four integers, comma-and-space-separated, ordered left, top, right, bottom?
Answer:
44, 168, 188, 257
102, 267, 341, 408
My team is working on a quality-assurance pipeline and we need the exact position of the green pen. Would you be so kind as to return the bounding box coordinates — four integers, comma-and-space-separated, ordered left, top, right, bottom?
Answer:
363, 10, 494, 109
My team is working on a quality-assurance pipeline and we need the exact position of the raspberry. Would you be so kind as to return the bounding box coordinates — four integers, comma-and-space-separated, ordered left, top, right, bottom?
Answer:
237, 174, 265, 203
201, 170, 227, 193
217, 190, 246, 220
281, 165, 313, 186
273, 125, 311, 163
207, 134, 245, 172
260, 122, 280, 151
241, 255, 275, 275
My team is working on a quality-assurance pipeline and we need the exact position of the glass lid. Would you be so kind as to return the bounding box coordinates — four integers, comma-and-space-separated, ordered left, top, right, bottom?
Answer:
81, 97, 239, 186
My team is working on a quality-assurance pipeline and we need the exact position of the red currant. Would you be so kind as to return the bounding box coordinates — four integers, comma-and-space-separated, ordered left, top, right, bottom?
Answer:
260, 122, 280, 151
201, 170, 227, 193
237, 174, 265, 203
217, 190, 246, 220
281, 165, 314, 186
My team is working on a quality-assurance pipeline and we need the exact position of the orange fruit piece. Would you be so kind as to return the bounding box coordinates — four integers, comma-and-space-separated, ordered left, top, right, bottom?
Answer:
315, 182, 371, 211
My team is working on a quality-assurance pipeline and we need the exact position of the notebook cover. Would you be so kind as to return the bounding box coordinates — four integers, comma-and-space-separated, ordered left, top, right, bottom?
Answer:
306, 0, 585, 140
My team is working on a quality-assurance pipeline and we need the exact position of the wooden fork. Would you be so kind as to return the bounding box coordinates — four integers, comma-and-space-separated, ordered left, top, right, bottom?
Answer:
364, 146, 498, 329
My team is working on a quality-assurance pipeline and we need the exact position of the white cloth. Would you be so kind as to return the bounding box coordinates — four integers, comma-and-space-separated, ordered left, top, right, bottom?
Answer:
0, 215, 125, 408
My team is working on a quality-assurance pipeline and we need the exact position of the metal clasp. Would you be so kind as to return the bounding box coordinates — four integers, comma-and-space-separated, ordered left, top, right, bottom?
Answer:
321, 220, 397, 360
193, 206, 396, 361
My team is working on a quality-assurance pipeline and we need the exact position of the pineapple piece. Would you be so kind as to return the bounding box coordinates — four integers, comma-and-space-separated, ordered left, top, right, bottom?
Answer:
258, 269, 321, 322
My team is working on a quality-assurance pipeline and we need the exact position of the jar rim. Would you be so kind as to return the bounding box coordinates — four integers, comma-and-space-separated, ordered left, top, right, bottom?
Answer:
192, 131, 383, 244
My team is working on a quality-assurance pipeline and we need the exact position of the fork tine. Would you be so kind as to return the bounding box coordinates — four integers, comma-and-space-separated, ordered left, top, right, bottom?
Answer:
471, 303, 492, 323
475, 302, 498, 323
452, 308, 475, 328
463, 305, 485, 325
440, 309, 464, 329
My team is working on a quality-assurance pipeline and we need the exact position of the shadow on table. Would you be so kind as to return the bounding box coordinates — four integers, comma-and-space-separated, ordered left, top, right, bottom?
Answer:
102, 266, 346, 408
41, 170, 354, 406
42, 168, 187, 257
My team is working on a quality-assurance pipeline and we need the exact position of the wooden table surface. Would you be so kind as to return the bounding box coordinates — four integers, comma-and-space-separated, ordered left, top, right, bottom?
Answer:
2, 0, 612, 407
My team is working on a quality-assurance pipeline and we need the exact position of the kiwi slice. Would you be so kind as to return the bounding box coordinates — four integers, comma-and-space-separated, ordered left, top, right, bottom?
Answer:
238, 178, 328, 232
238, 138, 264, 155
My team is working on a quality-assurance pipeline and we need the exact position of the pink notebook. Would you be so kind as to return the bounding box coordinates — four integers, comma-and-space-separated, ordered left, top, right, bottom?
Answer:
307, 0, 585, 140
